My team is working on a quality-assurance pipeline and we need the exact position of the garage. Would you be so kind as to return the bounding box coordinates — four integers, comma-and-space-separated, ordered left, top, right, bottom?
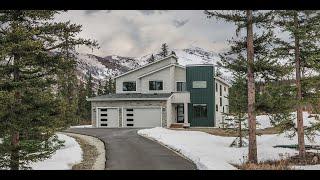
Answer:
97, 107, 119, 128
123, 107, 162, 128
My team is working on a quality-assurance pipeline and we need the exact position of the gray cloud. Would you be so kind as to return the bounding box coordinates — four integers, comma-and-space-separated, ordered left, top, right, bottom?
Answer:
55, 10, 237, 57
138, 10, 168, 15
173, 19, 189, 28
84, 10, 112, 15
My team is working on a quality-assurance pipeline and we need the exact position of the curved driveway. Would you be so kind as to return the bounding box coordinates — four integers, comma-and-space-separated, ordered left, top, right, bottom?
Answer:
65, 128, 196, 170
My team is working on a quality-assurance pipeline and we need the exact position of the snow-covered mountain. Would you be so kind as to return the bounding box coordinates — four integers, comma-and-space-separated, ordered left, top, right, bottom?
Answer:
75, 46, 232, 87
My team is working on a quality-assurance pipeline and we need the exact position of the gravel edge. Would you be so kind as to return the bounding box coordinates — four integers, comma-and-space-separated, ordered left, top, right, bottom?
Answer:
62, 132, 106, 170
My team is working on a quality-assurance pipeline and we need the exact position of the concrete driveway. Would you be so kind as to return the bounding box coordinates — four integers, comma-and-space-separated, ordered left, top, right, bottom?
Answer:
65, 128, 196, 170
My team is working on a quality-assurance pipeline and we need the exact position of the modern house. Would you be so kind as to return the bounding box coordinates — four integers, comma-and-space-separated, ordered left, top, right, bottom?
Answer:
87, 54, 231, 128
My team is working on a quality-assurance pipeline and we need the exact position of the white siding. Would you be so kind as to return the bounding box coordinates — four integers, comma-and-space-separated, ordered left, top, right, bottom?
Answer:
215, 79, 229, 128
140, 68, 171, 93
115, 56, 177, 93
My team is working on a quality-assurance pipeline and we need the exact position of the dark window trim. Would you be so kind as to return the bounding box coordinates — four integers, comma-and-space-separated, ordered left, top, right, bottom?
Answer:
123, 81, 136, 91
149, 80, 163, 91
127, 114, 134, 116
127, 124, 134, 127
193, 104, 208, 118
176, 82, 186, 92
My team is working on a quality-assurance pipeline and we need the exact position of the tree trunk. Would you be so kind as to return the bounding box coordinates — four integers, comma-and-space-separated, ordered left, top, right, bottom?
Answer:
239, 115, 243, 148
10, 55, 21, 170
294, 12, 306, 160
10, 131, 19, 170
246, 10, 258, 163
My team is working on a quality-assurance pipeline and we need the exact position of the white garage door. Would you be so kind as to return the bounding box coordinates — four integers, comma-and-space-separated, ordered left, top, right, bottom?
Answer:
97, 108, 119, 128
123, 107, 161, 128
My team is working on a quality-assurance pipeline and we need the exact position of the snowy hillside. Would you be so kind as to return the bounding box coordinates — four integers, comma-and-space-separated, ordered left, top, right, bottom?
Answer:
75, 46, 232, 86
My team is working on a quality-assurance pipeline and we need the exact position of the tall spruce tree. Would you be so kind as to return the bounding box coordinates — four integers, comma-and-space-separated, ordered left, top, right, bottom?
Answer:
205, 10, 286, 163
0, 10, 97, 169
84, 72, 94, 120
97, 80, 104, 96
85, 71, 95, 98
103, 76, 110, 95
56, 22, 98, 127
159, 43, 168, 57
147, 54, 155, 63
273, 10, 320, 160
108, 77, 115, 94
77, 81, 88, 123
226, 72, 248, 147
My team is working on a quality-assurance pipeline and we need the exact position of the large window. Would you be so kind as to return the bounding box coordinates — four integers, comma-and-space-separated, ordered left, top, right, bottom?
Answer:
123, 81, 136, 91
192, 81, 207, 89
176, 82, 186, 91
193, 104, 208, 118
149, 81, 163, 90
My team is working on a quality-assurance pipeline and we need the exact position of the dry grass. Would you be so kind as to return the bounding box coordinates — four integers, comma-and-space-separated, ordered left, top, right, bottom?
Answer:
173, 127, 280, 137
234, 152, 320, 170
70, 136, 99, 170
234, 159, 292, 170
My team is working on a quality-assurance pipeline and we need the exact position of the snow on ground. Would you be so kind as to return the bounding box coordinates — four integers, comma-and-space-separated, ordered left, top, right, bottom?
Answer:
30, 133, 83, 170
293, 165, 320, 170
70, 125, 93, 128
138, 127, 320, 170
256, 111, 318, 129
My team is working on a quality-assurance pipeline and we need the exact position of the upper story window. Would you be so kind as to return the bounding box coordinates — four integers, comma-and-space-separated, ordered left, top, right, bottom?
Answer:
192, 81, 207, 89
216, 83, 218, 92
176, 82, 186, 92
224, 86, 226, 92
220, 85, 222, 96
149, 81, 163, 91
123, 81, 136, 91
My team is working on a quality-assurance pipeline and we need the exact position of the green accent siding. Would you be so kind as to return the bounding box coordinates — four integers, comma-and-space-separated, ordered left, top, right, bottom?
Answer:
186, 65, 215, 127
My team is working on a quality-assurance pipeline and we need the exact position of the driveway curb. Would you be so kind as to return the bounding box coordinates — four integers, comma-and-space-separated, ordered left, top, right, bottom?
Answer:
62, 132, 106, 170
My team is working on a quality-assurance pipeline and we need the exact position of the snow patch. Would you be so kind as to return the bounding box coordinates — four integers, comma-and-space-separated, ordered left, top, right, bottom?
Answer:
138, 127, 320, 170
30, 133, 83, 170
256, 111, 319, 129
70, 125, 92, 128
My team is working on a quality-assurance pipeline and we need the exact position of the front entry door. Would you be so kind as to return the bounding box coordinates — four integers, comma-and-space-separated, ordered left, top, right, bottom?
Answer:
176, 104, 184, 123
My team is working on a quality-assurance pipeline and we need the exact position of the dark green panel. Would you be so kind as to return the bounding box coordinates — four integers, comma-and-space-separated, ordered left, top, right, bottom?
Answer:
186, 65, 215, 127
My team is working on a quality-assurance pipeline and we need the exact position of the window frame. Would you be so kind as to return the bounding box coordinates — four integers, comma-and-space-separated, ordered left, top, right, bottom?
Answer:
192, 104, 208, 118
122, 81, 137, 92
149, 80, 163, 91
176, 81, 186, 92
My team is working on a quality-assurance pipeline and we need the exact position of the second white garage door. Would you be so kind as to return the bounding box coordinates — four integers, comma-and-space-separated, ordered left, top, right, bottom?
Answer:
123, 107, 162, 128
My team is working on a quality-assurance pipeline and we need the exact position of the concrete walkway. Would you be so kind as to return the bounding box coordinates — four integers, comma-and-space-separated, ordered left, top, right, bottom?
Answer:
65, 128, 196, 170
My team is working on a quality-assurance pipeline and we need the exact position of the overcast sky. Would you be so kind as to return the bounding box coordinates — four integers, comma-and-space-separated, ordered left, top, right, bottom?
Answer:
55, 10, 238, 57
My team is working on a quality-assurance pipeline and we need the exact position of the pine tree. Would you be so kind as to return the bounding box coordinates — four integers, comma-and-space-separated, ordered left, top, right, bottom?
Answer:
77, 81, 88, 122
97, 80, 104, 96
0, 10, 97, 169
56, 22, 98, 127
272, 10, 320, 160
147, 54, 155, 63
225, 72, 248, 147
205, 10, 286, 163
108, 77, 115, 94
85, 71, 95, 98
159, 43, 168, 57
103, 77, 110, 94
